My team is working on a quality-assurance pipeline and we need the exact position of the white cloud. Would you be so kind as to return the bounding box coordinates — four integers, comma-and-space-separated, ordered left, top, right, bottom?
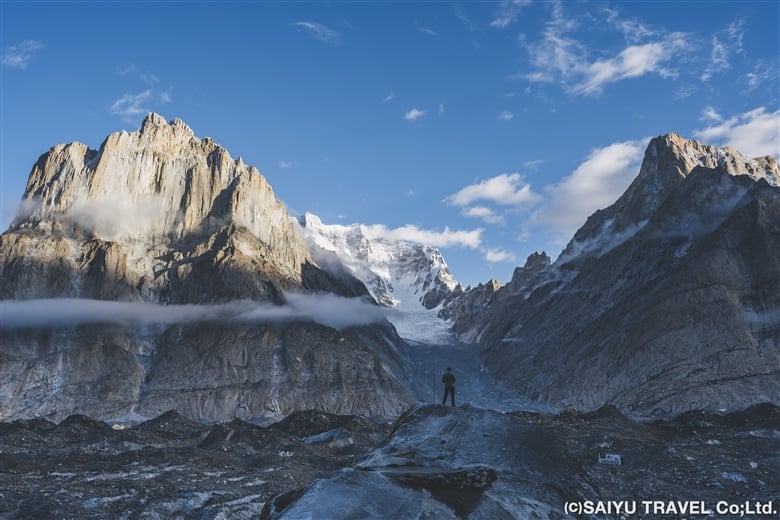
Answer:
110, 90, 153, 118
439, 103, 446, 114
362, 223, 483, 249
141, 72, 160, 86
0, 293, 387, 331
742, 60, 779, 93
498, 110, 514, 121
533, 139, 646, 238
445, 173, 540, 207
701, 106, 722, 123
293, 21, 342, 45
521, 3, 692, 96
462, 206, 505, 225
603, 7, 656, 43
62, 196, 166, 240
674, 85, 697, 99
484, 248, 516, 263
701, 19, 744, 82
404, 108, 427, 121
279, 160, 294, 169
490, 0, 531, 29
382, 93, 396, 103
415, 20, 440, 37
693, 107, 780, 158
159, 91, 173, 104
523, 159, 544, 170
573, 34, 688, 96
2, 40, 43, 69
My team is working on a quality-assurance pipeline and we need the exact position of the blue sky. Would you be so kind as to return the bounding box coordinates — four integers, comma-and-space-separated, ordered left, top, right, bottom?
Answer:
1, 1, 778, 287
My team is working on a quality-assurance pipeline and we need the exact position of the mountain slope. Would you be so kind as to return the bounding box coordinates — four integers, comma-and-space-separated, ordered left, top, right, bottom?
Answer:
0, 114, 414, 422
451, 134, 780, 415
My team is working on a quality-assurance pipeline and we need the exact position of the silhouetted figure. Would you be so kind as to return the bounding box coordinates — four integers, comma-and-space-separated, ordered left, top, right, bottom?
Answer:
441, 367, 456, 406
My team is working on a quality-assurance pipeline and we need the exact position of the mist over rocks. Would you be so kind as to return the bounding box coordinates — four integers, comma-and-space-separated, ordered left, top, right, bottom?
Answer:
0, 113, 414, 422
448, 133, 780, 416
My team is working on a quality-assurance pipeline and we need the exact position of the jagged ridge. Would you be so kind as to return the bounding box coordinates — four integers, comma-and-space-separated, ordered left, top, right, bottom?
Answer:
449, 133, 780, 416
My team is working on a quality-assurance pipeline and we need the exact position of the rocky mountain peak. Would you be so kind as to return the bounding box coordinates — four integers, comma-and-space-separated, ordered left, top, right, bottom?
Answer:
563, 133, 779, 261
454, 133, 780, 416
510, 252, 551, 286
2, 114, 315, 300
298, 213, 462, 312
0, 116, 414, 423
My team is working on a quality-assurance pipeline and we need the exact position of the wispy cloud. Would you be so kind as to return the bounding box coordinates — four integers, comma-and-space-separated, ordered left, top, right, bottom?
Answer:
484, 248, 516, 263
279, 160, 294, 169
445, 173, 540, 207
701, 106, 722, 123
294, 21, 342, 45
381, 93, 396, 103
523, 159, 544, 170
362, 223, 483, 249
521, 3, 691, 96
742, 60, 779, 93
415, 19, 440, 37
0, 293, 387, 331
110, 90, 153, 118
2, 40, 43, 69
572, 34, 688, 96
498, 110, 514, 121
109, 66, 171, 121
141, 72, 160, 86
404, 108, 427, 121
116, 64, 138, 76
19, 195, 167, 240
701, 19, 744, 82
454, 5, 477, 32
462, 206, 505, 225
693, 106, 780, 158
674, 85, 697, 99
533, 139, 646, 239
603, 6, 656, 43
490, 0, 531, 29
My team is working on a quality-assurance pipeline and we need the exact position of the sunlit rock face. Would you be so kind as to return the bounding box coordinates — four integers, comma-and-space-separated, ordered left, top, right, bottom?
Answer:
2, 113, 309, 301
451, 134, 780, 416
0, 114, 413, 422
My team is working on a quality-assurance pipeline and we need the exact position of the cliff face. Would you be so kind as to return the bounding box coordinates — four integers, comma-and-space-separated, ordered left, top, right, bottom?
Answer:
0, 114, 413, 422
3, 113, 310, 302
452, 134, 780, 416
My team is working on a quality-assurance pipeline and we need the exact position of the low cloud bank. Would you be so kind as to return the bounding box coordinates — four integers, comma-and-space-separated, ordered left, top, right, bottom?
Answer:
0, 293, 387, 331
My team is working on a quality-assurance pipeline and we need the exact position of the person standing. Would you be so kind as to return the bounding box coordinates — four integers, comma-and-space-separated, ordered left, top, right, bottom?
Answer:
441, 367, 456, 406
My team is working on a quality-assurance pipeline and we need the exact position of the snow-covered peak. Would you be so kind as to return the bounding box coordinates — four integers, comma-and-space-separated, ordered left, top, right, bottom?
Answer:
297, 213, 462, 343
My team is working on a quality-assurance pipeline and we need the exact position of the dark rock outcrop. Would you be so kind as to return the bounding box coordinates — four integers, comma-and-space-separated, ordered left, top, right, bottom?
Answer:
270, 403, 780, 518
